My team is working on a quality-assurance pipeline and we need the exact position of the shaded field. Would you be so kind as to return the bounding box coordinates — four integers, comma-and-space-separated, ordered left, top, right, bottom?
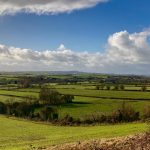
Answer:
0, 115, 147, 150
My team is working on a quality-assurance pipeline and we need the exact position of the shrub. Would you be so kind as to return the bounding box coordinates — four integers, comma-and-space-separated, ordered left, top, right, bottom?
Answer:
61, 95, 74, 103
113, 85, 119, 90
38, 106, 58, 121
100, 84, 105, 90
106, 85, 110, 90
143, 105, 150, 119
82, 103, 139, 124
95, 85, 100, 90
83, 113, 107, 124
141, 85, 147, 91
120, 85, 125, 90
0, 102, 6, 114
60, 114, 75, 125
15, 102, 34, 117
114, 102, 139, 122
4, 102, 34, 118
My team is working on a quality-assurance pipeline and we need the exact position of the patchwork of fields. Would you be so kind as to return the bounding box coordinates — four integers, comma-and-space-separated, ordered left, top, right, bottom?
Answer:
0, 84, 150, 118
0, 74, 150, 149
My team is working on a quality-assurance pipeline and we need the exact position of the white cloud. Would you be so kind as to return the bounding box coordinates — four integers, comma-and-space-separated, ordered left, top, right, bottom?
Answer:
0, 0, 108, 15
1, 29, 150, 74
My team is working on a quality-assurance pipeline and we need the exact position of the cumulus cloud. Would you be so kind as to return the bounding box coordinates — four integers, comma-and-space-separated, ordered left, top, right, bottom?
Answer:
1, 29, 150, 74
0, 0, 108, 15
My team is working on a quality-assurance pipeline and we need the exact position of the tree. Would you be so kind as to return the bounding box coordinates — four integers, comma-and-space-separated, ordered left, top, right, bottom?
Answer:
61, 95, 74, 103
100, 84, 105, 90
113, 85, 119, 90
39, 106, 58, 121
143, 105, 150, 119
39, 86, 62, 105
120, 85, 125, 90
95, 85, 100, 90
20, 77, 31, 88
0, 102, 6, 114
141, 85, 147, 92
116, 102, 139, 122
106, 85, 110, 90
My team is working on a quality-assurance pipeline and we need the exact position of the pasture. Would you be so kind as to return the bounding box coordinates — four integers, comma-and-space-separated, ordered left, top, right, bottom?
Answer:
0, 115, 147, 150
0, 89, 150, 118
0, 83, 150, 118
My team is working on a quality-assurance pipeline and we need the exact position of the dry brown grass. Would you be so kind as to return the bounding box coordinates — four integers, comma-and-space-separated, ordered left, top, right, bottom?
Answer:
43, 133, 150, 150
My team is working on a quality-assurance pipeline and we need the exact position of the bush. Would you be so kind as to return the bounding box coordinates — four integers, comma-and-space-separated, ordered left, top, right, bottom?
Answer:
100, 84, 105, 90
15, 102, 34, 117
106, 85, 110, 90
114, 102, 139, 122
120, 85, 125, 90
141, 85, 147, 91
82, 102, 139, 124
95, 85, 100, 90
113, 85, 119, 90
0, 102, 6, 114
61, 95, 74, 103
5, 102, 34, 118
83, 113, 108, 124
38, 106, 58, 121
59, 114, 75, 125
143, 105, 150, 119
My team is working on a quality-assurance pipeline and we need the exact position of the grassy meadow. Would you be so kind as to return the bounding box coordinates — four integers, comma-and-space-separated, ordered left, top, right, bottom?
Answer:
0, 84, 150, 118
0, 115, 148, 150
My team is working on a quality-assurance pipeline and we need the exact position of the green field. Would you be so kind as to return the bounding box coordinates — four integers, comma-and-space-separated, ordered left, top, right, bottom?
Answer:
0, 91, 150, 118
0, 115, 147, 150
58, 96, 150, 118
14, 87, 150, 100
0, 89, 38, 99
0, 86, 150, 118
0, 95, 24, 103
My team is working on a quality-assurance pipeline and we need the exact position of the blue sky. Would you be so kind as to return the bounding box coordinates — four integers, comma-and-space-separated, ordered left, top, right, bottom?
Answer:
1, 0, 150, 74
0, 0, 150, 52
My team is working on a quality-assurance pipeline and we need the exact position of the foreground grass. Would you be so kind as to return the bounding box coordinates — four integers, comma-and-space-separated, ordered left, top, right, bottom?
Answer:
0, 115, 148, 150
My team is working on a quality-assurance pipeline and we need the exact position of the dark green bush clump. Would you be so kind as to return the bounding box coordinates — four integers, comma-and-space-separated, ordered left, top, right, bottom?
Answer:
82, 102, 139, 124
5, 101, 35, 118
39, 86, 74, 105
38, 106, 58, 121
0, 102, 6, 114
143, 105, 150, 120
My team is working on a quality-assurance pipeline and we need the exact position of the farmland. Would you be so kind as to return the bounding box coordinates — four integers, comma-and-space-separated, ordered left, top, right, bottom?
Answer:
0, 115, 147, 150
0, 73, 150, 149
0, 88, 150, 118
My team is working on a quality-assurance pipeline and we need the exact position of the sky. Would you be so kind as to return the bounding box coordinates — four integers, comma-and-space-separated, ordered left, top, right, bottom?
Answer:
0, 0, 150, 74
